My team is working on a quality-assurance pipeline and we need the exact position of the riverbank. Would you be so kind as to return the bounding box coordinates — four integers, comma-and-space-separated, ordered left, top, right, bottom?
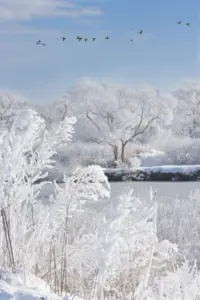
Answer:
36, 165, 200, 184
103, 165, 200, 181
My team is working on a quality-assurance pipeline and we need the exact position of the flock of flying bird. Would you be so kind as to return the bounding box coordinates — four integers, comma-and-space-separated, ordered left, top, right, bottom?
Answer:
36, 21, 190, 47
36, 35, 110, 46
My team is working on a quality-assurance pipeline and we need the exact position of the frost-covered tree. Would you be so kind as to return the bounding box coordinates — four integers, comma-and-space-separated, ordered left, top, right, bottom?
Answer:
67, 79, 176, 163
0, 93, 28, 129
37, 95, 73, 129
173, 82, 200, 138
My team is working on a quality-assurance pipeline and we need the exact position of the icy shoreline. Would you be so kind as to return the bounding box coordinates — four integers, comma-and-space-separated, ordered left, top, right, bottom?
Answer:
103, 165, 200, 182
36, 165, 200, 183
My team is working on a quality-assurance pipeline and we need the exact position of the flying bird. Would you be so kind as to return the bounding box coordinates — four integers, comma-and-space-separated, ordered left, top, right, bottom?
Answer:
186, 22, 190, 26
92, 38, 96, 42
84, 38, 88, 42
177, 21, 182, 24
76, 36, 82, 41
61, 37, 66, 41
105, 36, 109, 40
36, 40, 46, 46
138, 30, 143, 35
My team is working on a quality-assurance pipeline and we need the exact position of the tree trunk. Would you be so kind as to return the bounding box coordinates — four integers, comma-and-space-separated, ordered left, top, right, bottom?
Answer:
113, 145, 118, 161
121, 141, 127, 162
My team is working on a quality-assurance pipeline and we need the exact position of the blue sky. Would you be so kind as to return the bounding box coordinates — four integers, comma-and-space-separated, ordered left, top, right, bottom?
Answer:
0, 0, 199, 103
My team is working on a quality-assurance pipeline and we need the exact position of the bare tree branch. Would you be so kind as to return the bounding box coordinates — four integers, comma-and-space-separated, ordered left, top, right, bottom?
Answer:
123, 115, 159, 146
86, 111, 101, 133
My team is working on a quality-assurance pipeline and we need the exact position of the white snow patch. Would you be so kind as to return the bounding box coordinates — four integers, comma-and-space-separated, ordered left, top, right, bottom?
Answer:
0, 269, 60, 300
140, 164, 200, 173
104, 165, 200, 175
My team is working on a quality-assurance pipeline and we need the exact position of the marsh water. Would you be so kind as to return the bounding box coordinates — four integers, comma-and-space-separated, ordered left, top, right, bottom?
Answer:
40, 181, 200, 205
110, 181, 200, 202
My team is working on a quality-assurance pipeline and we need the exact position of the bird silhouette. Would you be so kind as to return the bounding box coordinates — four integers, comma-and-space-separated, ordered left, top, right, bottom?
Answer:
61, 37, 66, 41
177, 21, 182, 24
186, 22, 190, 26
36, 40, 46, 46
138, 30, 143, 35
105, 36, 109, 40
92, 38, 96, 42
84, 38, 88, 42
76, 36, 82, 41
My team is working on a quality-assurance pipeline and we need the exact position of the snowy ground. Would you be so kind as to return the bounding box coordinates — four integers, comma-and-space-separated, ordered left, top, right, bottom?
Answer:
0, 269, 60, 300
0, 269, 83, 300
140, 164, 200, 173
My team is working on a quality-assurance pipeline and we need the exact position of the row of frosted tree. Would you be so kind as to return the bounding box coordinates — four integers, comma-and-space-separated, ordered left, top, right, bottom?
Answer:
1, 80, 200, 167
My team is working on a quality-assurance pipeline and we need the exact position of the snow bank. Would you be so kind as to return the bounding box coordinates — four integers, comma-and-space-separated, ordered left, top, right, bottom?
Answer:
103, 165, 200, 181
0, 270, 83, 300
105, 164, 200, 174
140, 164, 200, 173
0, 269, 60, 300
35, 165, 200, 183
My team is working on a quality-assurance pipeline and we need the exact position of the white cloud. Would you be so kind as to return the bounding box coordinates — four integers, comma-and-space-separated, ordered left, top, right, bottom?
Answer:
0, 0, 103, 22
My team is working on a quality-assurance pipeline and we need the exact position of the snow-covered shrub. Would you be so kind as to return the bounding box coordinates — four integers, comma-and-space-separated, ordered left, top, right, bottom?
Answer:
147, 260, 200, 299
157, 187, 200, 268
0, 108, 76, 271
147, 127, 200, 166
39, 165, 111, 296
54, 141, 114, 171
41, 185, 180, 299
